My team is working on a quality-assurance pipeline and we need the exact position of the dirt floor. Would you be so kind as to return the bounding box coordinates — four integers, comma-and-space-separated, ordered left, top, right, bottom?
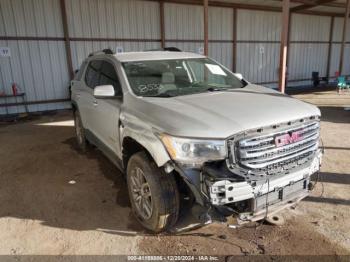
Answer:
0, 89, 349, 256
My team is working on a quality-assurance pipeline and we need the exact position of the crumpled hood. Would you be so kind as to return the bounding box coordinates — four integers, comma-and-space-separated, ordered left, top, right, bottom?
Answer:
132, 84, 320, 138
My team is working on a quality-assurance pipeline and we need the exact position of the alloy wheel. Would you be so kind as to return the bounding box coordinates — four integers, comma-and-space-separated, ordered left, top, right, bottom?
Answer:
130, 167, 153, 220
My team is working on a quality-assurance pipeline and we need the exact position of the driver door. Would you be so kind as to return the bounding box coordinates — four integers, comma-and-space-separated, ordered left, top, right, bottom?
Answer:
90, 60, 123, 158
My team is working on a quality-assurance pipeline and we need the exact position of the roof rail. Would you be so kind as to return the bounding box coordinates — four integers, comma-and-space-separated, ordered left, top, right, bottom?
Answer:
146, 47, 182, 52
88, 48, 115, 57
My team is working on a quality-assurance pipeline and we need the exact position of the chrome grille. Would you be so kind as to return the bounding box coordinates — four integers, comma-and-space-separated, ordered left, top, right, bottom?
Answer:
234, 121, 319, 174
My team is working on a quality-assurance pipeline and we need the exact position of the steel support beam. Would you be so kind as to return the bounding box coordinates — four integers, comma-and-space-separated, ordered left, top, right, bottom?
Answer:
290, 0, 336, 12
339, 0, 350, 75
203, 0, 209, 56
145, 0, 344, 17
326, 16, 335, 78
278, 0, 290, 93
286, 12, 293, 80
284, 0, 345, 8
0, 98, 70, 108
232, 8, 237, 72
59, 0, 74, 80
160, 1, 166, 48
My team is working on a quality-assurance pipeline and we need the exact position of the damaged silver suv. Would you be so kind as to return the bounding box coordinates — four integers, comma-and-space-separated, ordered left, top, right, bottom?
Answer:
71, 49, 322, 232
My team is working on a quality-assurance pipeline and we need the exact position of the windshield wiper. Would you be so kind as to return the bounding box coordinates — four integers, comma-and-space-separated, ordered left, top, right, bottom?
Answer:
206, 87, 228, 92
151, 93, 175, 98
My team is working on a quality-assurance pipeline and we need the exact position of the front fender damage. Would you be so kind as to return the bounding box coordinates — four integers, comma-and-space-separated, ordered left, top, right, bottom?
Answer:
119, 112, 171, 167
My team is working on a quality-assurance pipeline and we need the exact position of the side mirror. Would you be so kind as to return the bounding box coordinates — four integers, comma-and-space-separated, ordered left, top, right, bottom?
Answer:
94, 85, 115, 98
234, 73, 243, 80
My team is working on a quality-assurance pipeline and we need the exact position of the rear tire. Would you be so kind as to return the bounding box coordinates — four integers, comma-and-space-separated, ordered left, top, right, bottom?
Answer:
126, 151, 179, 233
74, 110, 87, 152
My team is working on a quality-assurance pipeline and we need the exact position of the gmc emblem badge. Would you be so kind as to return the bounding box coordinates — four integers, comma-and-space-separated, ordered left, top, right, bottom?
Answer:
275, 131, 303, 147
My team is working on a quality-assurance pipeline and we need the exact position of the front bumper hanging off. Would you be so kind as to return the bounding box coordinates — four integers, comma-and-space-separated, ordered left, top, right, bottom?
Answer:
208, 150, 322, 222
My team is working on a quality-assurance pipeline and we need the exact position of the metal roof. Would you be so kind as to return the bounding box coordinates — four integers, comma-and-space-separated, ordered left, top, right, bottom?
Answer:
309, 5, 345, 13
168, 0, 349, 15
217, 0, 298, 8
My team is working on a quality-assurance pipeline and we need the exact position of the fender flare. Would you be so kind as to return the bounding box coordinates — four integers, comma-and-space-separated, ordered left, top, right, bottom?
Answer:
121, 132, 171, 167
120, 123, 171, 167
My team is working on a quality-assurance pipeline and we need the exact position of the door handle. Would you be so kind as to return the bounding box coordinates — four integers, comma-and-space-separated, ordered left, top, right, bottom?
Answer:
93, 100, 98, 106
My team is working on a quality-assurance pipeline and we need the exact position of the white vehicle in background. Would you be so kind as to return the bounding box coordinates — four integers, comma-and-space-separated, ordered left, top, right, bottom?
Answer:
71, 48, 322, 233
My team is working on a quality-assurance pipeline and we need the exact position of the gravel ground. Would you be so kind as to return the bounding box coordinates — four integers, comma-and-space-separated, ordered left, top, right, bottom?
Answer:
0, 90, 349, 256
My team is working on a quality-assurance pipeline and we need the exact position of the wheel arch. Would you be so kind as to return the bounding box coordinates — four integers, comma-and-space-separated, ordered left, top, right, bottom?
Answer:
121, 135, 170, 170
71, 100, 78, 112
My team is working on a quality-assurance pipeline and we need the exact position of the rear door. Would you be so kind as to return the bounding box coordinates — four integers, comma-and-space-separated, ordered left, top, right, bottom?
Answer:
90, 60, 123, 157
76, 60, 103, 130
70, 61, 87, 99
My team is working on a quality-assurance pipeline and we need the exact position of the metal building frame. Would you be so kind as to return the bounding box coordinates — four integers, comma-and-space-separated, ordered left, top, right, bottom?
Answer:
0, 0, 349, 109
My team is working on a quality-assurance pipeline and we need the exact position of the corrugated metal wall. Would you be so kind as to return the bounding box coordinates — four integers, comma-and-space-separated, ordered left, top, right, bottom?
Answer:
0, 0, 69, 115
0, 0, 349, 115
164, 3, 203, 41
329, 17, 350, 78
0, 40, 69, 114
164, 2, 205, 65
236, 10, 281, 86
70, 41, 160, 71
288, 14, 331, 87
66, 0, 161, 69
164, 3, 233, 70
66, 0, 160, 39
208, 7, 234, 70
0, 0, 63, 37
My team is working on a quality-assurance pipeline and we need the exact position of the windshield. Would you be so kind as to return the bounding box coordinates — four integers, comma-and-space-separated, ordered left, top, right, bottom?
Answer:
122, 58, 245, 97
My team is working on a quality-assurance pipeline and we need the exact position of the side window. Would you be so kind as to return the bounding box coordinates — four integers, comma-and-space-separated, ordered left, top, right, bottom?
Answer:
85, 60, 102, 88
99, 61, 122, 96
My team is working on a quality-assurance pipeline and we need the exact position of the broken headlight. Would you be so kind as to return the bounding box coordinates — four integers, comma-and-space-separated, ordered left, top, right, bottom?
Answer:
160, 134, 227, 166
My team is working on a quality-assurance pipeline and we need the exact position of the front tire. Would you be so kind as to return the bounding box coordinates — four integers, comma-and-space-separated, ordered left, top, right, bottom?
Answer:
127, 152, 179, 233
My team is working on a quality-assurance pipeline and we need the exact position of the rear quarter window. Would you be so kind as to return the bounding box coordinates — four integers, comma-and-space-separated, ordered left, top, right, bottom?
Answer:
74, 61, 87, 81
